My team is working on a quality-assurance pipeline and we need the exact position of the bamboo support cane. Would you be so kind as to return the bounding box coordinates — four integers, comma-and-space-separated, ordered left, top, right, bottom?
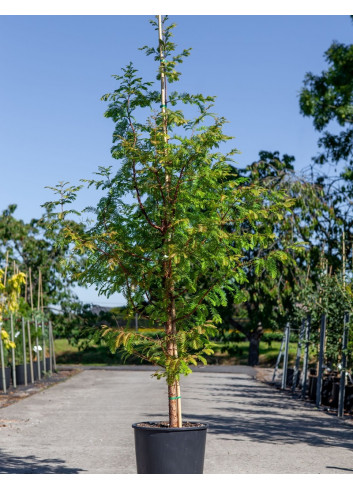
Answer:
22, 317, 27, 385
28, 268, 37, 381
52, 323, 56, 371
10, 314, 16, 388
48, 322, 53, 373
0, 323, 7, 393
25, 273, 28, 304
158, 15, 181, 428
4, 250, 8, 287
338, 311, 349, 418
342, 230, 346, 287
37, 270, 46, 374
316, 314, 326, 408
337, 233, 347, 417
29, 267, 34, 310
42, 320, 46, 374
176, 381, 182, 427
49, 321, 56, 370
0, 252, 9, 392
301, 315, 311, 398
272, 334, 285, 383
27, 320, 34, 383
34, 318, 41, 380
316, 249, 325, 379
281, 323, 290, 390
37, 269, 41, 311
292, 319, 305, 392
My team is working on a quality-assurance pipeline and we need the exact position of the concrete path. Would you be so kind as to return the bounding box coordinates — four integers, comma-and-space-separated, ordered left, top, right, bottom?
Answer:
0, 368, 353, 474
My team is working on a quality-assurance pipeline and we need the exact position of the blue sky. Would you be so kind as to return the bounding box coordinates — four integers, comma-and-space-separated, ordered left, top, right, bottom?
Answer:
0, 14, 352, 306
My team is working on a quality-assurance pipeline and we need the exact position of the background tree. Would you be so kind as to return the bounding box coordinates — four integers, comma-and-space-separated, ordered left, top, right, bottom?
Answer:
299, 17, 353, 170
292, 264, 353, 371
217, 151, 328, 364
299, 16, 353, 304
0, 204, 84, 311
299, 15, 353, 239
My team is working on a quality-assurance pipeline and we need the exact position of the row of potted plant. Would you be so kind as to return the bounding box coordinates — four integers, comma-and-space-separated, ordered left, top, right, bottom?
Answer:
0, 315, 56, 392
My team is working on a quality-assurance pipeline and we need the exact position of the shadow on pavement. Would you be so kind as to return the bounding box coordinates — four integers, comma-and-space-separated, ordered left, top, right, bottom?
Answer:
0, 450, 85, 473
182, 411, 353, 451
148, 374, 353, 452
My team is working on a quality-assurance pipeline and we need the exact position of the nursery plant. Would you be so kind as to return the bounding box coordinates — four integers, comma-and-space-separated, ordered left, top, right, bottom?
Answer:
45, 16, 295, 432
294, 263, 353, 370
0, 264, 25, 390
0, 267, 25, 346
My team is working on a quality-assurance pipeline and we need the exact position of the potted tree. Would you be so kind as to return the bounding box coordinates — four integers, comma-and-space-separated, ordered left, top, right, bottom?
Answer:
0, 327, 12, 391
44, 16, 295, 473
0, 266, 25, 391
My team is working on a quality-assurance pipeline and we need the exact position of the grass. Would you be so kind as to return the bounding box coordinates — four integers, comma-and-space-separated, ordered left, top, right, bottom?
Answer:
55, 338, 313, 367
54, 338, 150, 366
206, 340, 298, 367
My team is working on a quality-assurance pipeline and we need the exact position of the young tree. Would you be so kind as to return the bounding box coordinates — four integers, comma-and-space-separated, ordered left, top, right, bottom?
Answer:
46, 16, 294, 427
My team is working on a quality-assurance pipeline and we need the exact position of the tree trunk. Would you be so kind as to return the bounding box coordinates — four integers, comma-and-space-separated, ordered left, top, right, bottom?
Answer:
158, 15, 181, 429
228, 318, 264, 367
247, 326, 263, 366
168, 382, 178, 427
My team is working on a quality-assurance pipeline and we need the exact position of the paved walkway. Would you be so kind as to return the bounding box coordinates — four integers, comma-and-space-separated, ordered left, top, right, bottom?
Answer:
0, 368, 352, 473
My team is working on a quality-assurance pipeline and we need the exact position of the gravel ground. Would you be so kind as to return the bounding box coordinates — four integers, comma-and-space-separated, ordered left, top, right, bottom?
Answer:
0, 367, 352, 474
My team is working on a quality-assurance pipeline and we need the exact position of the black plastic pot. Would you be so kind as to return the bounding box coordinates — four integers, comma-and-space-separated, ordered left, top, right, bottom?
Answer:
32, 361, 38, 381
330, 381, 340, 408
308, 375, 317, 401
32, 361, 44, 380
45, 358, 51, 372
30, 360, 50, 380
286, 368, 301, 387
321, 377, 335, 406
345, 385, 353, 412
0, 367, 11, 391
15, 364, 32, 385
132, 422, 208, 474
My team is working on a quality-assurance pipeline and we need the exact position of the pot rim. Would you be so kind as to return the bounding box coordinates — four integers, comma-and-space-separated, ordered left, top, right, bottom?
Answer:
132, 422, 208, 432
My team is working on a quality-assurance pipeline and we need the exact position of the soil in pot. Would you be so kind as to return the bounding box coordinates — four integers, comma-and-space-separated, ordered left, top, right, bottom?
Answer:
0, 367, 11, 391
132, 421, 208, 474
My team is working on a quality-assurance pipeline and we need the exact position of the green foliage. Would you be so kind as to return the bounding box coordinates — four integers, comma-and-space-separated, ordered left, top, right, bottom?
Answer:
215, 151, 317, 364
52, 303, 134, 349
293, 269, 353, 369
299, 17, 353, 234
298, 21, 353, 314
299, 29, 353, 170
45, 17, 293, 386
0, 204, 84, 309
